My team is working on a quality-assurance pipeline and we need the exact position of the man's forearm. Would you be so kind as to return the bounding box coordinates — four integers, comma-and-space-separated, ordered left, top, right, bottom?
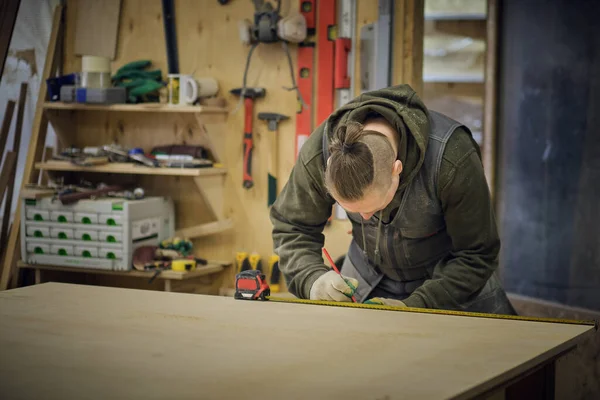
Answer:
402, 254, 497, 309
271, 209, 330, 298
269, 147, 335, 298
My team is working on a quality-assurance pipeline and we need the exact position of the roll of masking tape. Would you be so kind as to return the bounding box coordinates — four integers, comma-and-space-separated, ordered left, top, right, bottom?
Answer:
196, 77, 219, 98
81, 55, 111, 73
171, 259, 196, 272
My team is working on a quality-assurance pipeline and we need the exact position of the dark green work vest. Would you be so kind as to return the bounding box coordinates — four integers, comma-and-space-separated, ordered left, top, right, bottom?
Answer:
323, 110, 515, 314
322, 110, 458, 301
322, 110, 514, 314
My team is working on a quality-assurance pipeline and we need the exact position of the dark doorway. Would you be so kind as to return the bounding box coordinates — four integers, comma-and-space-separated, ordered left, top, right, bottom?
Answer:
497, 0, 600, 310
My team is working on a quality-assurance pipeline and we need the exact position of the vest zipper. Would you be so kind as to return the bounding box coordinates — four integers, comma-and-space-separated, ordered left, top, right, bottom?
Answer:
388, 225, 403, 281
382, 224, 390, 273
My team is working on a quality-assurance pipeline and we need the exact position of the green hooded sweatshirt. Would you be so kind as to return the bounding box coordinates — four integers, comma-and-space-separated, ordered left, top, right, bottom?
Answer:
269, 85, 500, 309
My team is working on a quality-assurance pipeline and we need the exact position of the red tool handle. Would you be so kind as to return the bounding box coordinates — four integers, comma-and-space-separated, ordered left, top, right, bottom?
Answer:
334, 38, 351, 89
316, 0, 336, 127
296, 44, 314, 159
243, 97, 254, 189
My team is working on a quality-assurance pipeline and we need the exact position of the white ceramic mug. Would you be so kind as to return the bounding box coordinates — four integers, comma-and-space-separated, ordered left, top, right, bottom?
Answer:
167, 74, 198, 105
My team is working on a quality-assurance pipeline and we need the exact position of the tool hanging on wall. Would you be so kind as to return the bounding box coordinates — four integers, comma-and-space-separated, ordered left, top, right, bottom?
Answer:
236, 0, 308, 112
314, 0, 337, 225
258, 112, 289, 206
315, 0, 336, 127
230, 87, 266, 189
161, 0, 179, 74
359, 0, 392, 93
332, 0, 357, 221
334, 0, 356, 109
295, 0, 316, 159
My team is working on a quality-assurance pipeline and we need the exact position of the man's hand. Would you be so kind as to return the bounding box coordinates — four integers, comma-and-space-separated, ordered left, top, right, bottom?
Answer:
310, 271, 358, 301
365, 297, 407, 307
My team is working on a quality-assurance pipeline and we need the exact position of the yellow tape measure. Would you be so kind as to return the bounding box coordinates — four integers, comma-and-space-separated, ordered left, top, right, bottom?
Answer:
171, 259, 196, 272
266, 297, 598, 328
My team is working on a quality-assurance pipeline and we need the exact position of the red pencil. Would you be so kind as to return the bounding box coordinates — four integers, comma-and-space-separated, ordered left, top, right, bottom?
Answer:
322, 247, 357, 302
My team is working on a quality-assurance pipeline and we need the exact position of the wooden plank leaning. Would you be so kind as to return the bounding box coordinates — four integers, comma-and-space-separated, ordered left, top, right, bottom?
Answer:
0, 5, 64, 290
0, 152, 18, 258
0, 83, 27, 250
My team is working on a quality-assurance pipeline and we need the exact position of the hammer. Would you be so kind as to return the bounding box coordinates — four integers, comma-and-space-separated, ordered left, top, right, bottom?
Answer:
258, 112, 289, 206
230, 87, 266, 189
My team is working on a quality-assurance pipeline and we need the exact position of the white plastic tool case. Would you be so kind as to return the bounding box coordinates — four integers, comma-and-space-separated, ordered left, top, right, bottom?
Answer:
21, 196, 175, 271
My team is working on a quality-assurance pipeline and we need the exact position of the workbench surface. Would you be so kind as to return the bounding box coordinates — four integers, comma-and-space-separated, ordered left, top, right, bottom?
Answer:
0, 283, 594, 399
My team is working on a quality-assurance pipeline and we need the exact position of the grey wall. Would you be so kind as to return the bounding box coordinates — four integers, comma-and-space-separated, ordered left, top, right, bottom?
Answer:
497, 0, 600, 310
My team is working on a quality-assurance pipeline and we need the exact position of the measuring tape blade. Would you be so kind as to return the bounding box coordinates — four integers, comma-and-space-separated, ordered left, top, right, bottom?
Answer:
266, 297, 598, 328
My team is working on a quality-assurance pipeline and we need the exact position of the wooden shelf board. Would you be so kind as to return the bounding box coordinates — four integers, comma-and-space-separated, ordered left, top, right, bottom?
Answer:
44, 102, 228, 114
425, 13, 487, 21
175, 219, 234, 239
35, 160, 227, 177
18, 261, 224, 280
423, 74, 485, 83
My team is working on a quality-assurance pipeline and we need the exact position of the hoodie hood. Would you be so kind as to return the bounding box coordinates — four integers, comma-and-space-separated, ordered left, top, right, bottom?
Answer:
324, 84, 430, 191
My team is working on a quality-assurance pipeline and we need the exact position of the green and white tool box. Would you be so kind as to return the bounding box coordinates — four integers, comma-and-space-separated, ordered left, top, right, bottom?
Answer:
21, 196, 175, 271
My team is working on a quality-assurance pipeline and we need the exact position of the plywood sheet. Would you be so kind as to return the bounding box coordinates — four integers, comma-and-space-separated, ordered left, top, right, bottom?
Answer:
74, 0, 121, 59
0, 283, 594, 400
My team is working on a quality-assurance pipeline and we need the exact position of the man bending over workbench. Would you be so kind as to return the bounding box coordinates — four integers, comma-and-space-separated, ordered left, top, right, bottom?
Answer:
270, 84, 516, 314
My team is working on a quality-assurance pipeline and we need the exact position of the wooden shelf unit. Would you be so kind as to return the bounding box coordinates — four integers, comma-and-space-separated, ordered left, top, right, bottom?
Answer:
421, 0, 497, 193
43, 102, 228, 114
424, 12, 486, 20
174, 219, 234, 239
35, 161, 229, 222
0, 6, 234, 291
35, 160, 228, 177
423, 74, 485, 83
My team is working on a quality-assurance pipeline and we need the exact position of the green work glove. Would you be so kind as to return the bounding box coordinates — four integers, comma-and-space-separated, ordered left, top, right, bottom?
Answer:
114, 60, 152, 75
128, 80, 164, 97
309, 270, 358, 302
365, 297, 407, 307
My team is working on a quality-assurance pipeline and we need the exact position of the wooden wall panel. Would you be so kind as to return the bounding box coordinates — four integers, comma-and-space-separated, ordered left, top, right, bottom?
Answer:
57, 1, 421, 291
57, 1, 389, 291
392, 0, 424, 95
320, 1, 379, 264
61, 0, 291, 273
